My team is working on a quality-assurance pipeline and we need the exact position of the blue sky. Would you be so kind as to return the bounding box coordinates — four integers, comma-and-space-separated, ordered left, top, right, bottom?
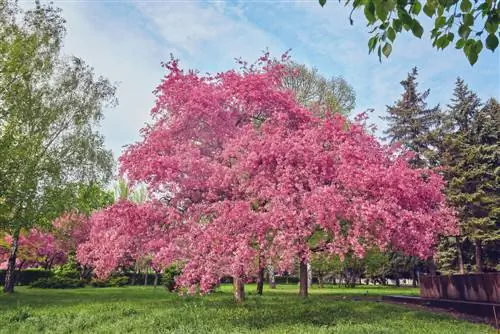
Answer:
37, 0, 500, 159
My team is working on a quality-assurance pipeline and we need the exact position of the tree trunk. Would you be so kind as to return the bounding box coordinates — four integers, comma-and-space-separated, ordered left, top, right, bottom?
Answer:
317, 274, 324, 288
307, 262, 312, 289
268, 265, 276, 289
412, 269, 417, 288
299, 260, 308, 298
456, 237, 464, 274
256, 266, 264, 295
3, 230, 20, 293
474, 239, 483, 272
144, 269, 148, 286
131, 270, 137, 285
427, 257, 437, 275
233, 277, 245, 303
153, 271, 159, 288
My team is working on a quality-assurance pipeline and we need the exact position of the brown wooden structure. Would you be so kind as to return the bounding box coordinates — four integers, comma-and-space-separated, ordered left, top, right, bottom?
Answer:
419, 273, 500, 303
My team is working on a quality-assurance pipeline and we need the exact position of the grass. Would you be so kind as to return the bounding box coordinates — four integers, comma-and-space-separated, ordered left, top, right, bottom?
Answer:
0, 284, 495, 333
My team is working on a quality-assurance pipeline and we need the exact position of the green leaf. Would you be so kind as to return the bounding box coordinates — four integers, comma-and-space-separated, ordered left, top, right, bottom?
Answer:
435, 16, 446, 28
368, 36, 378, 52
412, 1, 422, 15
376, 5, 389, 22
466, 48, 478, 65
458, 25, 471, 39
436, 35, 451, 49
364, 2, 376, 24
460, 0, 472, 12
384, 0, 396, 11
423, 3, 435, 17
486, 34, 499, 51
319, 0, 327, 6
485, 20, 498, 34
462, 13, 474, 27
398, 10, 412, 26
411, 20, 424, 38
455, 38, 466, 49
387, 27, 396, 42
392, 19, 403, 32
475, 40, 483, 54
382, 42, 392, 57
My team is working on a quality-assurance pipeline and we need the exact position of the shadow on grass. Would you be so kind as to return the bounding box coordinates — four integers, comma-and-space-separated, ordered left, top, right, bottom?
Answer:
0, 286, 493, 333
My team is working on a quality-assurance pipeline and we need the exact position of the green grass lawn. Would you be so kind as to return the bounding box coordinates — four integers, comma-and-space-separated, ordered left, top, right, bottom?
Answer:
0, 284, 494, 333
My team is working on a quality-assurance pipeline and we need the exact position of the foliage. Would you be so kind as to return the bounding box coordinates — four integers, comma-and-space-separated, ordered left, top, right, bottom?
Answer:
0, 269, 53, 286
108, 53, 456, 295
109, 276, 129, 287
53, 256, 80, 280
163, 265, 181, 292
381, 67, 440, 168
437, 79, 500, 272
30, 277, 84, 289
281, 62, 356, 116
0, 0, 116, 292
318, 0, 499, 65
76, 200, 168, 278
0, 285, 495, 333
0, 229, 67, 270
89, 279, 108, 288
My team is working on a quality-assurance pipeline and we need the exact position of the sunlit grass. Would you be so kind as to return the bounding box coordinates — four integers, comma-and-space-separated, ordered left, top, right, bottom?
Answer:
0, 284, 494, 333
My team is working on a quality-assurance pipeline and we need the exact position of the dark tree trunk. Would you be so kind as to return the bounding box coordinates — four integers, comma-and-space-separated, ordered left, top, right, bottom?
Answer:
144, 269, 148, 286
395, 277, 400, 287
474, 239, 483, 272
256, 266, 265, 295
3, 230, 20, 293
131, 270, 137, 285
153, 271, 159, 288
299, 260, 308, 298
233, 277, 245, 303
427, 257, 437, 275
268, 265, 276, 289
456, 237, 465, 274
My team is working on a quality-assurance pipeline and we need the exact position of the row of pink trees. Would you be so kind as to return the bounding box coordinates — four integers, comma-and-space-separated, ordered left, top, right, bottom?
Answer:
0, 211, 88, 272
77, 54, 457, 302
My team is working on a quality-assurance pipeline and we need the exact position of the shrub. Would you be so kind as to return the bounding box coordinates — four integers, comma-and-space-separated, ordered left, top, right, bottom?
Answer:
53, 258, 80, 280
163, 265, 181, 292
109, 276, 129, 287
30, 277, 84, 289
90, 279, 109, 288
0, 269, 54, 286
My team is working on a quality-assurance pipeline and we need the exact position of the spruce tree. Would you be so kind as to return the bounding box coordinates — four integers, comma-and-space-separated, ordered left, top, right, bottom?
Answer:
440, 79, 499, 272
382, 67, 441, 168
381, 68, 441, 275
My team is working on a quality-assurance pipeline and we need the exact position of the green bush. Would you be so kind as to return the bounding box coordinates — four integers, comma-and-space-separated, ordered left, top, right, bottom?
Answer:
53, 258, 80, 280
0, 269, 54, 286
30, 277, 84, 289
90, 279, 109, 288
163, 265, 181, 292
109, 276, 129, 287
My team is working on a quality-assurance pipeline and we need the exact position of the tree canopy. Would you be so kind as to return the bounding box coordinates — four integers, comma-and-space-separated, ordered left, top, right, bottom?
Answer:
318, 0, 499, 65
0, 0, 116, 293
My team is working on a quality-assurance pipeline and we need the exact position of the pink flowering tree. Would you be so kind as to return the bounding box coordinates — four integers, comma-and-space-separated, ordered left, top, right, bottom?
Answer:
0, 229, 67, 271
114, 53, 457, 302
76, 199, 169, 280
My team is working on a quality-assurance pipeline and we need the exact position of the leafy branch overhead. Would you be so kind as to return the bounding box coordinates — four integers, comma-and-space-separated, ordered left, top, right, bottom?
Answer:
318, 0, 499, 65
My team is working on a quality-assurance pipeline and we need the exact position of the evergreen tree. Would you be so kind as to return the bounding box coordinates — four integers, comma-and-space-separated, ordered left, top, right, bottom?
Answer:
439, 78, 499, 273
381, 68, 441, 168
